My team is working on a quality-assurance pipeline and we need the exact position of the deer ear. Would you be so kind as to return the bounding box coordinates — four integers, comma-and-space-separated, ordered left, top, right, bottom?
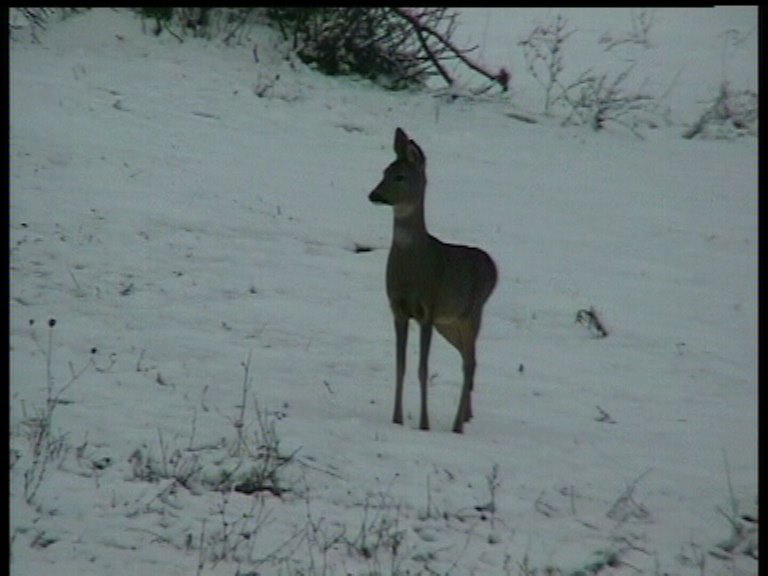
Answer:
394, 127, 409, 158
405, 139, 424, 165
394, 128, 424, 165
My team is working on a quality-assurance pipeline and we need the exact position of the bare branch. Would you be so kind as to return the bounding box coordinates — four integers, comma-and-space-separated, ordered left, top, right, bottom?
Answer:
390, 8, 508, 91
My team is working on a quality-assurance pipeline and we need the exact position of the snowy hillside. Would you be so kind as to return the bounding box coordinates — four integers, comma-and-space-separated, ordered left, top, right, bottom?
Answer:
10, 8, 757, 576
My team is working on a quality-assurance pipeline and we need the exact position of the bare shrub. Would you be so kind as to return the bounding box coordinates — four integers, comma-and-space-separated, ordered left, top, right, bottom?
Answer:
558, 65, 656, 137
17, 319, 94, 503
518, 13, 575, 115
711, 452, 758, 560
194, 491, 273, 572
599, 9, 656, 51
9, 8, 85, 42
267, 8, 507, 92
519, 12, 661, 137
683, 81, 758, 139
127, 430, 203, 489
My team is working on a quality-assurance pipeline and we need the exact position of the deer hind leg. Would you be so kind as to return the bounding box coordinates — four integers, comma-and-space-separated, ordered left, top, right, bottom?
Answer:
436, 320, 477, 433
463, 317, 482, 423
454, 334, 477, 433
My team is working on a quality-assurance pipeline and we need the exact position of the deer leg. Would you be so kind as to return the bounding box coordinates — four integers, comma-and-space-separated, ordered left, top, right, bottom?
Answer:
435, 322, 469, 431
453, 329, 477, 433
453, 364, 475, 434
393, 316, 408, 425
462, 351, 476, 423
418, 322, 433, 430
452, 365, 473, 434
463, 318, 482, 422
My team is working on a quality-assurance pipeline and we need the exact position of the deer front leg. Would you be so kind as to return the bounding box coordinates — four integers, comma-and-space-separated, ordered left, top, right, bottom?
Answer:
418, 322, 433, 430
393, 316, 408, 425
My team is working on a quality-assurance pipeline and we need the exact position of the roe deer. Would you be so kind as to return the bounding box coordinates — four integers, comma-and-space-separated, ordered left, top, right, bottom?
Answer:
368, 127, 498, 433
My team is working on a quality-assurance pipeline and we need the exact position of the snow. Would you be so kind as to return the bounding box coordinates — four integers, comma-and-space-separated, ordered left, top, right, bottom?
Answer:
10, 8, 757, 575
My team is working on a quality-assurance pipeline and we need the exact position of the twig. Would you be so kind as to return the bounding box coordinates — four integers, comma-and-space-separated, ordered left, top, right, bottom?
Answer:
576, 307, 609, 338
162, 20, 184, 43
607, 468, 652, 523
196, 518, 207, 576
391, 7, 507, 91
68, 268, 83, 294
297, 457, 344, 480
534, 490, 557, 518
136, 349, 146, 372
721, 449, 738, 518
411, 21, 453, 86
187, 406, 198, 450
595, 405, 616, 424
233, 349, 253, 456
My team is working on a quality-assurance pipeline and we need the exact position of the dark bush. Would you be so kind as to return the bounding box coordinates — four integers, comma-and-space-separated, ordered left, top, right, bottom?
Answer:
265, 8, 507, 92
266, 8, 427, 89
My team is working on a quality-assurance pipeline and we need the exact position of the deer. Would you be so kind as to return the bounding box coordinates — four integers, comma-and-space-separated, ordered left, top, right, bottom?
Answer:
368, 127, 498, 433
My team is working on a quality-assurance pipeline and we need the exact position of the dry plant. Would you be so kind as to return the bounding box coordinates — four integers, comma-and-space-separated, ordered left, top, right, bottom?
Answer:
18, 318, 94, 504
268, 7, 508, 92
520, 12, 661, 138
606, 468, 652, 525
221, 350, 299, 497
194, 491, 273, 572
599, 9, 656, 51
519, 13, 575, 116
711, 451, 758, 560
558, 65, 656, 137
683, 81, 757, 140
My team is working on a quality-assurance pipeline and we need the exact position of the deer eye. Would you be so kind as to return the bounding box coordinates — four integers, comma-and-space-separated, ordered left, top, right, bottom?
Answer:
394, 174, 405, 182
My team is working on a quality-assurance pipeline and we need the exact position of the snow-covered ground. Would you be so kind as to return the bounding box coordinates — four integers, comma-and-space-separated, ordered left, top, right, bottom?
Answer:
10, 8, 757, 575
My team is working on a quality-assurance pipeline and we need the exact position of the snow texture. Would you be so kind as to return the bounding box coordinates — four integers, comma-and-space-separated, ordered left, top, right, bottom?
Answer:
10, 8, 757, 576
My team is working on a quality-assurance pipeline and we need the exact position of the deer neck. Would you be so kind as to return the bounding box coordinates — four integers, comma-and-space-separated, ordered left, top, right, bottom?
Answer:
392, 201, 428, 247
